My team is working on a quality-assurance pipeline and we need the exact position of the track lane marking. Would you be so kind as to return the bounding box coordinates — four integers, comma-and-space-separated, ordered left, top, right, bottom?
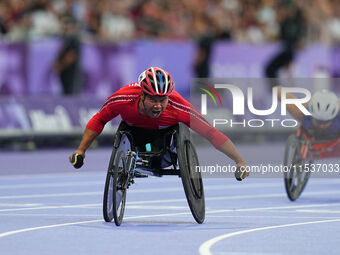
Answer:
0, 183, 284, 199
1, 187, 340, 200
199, 219, 340, 255
2, 190, 340, 212
2, 203, 340, 239
0, 211, 195, 238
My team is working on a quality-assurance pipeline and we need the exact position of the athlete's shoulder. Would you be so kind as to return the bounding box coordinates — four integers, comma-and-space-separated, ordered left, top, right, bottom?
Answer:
103, 83, 140, 107
115, 82, 141, 95
167, 90, 191, 113
169, 90, 189, 103
108, 83, 141, 97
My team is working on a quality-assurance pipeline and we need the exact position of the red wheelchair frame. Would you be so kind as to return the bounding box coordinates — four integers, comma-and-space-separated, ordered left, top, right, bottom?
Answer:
283, 127, 340, 201
297, 127, 340, 161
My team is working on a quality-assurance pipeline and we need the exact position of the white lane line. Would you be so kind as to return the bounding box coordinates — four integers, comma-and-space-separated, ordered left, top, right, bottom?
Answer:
123, 189, 340, 206
2, 213, 339, 220
2, 207, 340, 241
0, 191, 101, 200
2, 204, 340, 239
0, 204, 187, 212
0, 211, 193, 239
127, 205, 188, 210
1, 199, 340, 215
2, 178, 340, 190
199, 218, 340, 255
0, 181, 103, 190
2, 190, 340, 213
205, 203, 340, 214
207, 215, 340, 219
0, 219, 103, 238
0, 203, 42, 207
0, 183, 276, 200
297, 209, 340, 214
0, 183, 282, 199
0, 203, 100, 212
0, 213, 102, 217
0, 200, 338, 213
2, 184, 340, 200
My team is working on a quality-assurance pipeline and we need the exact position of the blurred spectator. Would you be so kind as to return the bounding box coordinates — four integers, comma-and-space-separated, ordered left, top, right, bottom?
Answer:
265, 0, 306, 88
29, 0, 61, 40
1, 0, 340, 84
0, 0, 338, 44
98, 1, 135, 43
193, 0, 232, 78
53, 16, 82, 95
327, 1, 340, 44
0, 2, 9, 35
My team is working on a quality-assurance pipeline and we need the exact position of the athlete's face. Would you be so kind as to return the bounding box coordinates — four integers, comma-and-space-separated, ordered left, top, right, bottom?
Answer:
312, 119, 333, 130
140, 94, 169, 118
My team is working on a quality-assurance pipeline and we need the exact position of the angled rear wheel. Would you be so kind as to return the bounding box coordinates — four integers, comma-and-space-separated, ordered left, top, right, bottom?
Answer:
177, 124, 205, 224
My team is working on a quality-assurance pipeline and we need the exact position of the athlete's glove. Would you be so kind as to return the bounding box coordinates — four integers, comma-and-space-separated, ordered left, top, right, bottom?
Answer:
71, 153, 84, 169
235, 167, 248, 181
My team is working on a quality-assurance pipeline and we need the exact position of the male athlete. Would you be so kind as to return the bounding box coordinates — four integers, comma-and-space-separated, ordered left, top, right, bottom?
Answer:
69, 67, 249, 180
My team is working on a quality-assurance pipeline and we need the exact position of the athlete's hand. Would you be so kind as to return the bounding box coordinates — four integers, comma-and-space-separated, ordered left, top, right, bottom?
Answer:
235, 162, 249, 181
69, 151, 85, 169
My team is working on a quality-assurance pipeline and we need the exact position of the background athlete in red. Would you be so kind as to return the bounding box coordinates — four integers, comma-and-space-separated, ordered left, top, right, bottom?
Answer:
69, 67, 248, 177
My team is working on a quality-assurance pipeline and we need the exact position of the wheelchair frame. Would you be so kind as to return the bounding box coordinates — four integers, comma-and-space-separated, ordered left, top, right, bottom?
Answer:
103, 121, 205, 226
284, 127, 340, 201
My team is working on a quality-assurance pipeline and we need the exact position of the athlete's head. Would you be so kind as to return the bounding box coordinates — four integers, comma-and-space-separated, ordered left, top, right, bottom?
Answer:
138, 67, 174, 118
138, 67, 174, 96
309, 89, 339, 129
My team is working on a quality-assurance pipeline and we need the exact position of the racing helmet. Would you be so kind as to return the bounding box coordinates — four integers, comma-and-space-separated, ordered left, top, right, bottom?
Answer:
138, 67, 174, 96
309, 89, 339, 121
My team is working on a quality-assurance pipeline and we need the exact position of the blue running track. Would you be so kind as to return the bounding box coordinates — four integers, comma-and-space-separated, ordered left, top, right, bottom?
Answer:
1, 145, 340, 255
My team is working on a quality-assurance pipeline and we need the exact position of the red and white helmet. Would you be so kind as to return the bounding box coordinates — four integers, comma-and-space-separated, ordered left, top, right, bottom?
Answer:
138, 67, 174, 96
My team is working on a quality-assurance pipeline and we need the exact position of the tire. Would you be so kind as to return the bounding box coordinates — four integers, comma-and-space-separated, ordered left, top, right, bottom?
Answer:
103, 150, 127, 226
103, 147, 117, 222
177, 123, 205, 224
112, 150, 127, 226
103, 123, 131, 225
284, 134, 311, 201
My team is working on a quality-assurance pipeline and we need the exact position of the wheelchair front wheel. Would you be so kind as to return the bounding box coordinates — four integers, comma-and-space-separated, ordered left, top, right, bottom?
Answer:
103, 150, 127, 226
284, 135, 311, 201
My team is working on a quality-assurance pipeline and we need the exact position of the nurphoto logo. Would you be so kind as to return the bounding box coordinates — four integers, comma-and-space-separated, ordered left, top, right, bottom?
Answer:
200, 84, 312, 128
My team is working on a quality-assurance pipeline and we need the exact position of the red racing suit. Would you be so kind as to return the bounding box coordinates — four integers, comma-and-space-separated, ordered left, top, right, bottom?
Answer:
87, 83, 228, 149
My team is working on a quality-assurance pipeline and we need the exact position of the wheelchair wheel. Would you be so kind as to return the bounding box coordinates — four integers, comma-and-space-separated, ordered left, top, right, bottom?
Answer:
177, 123, 205, 224
284, 134, 311, 201
103, 150, 127, 226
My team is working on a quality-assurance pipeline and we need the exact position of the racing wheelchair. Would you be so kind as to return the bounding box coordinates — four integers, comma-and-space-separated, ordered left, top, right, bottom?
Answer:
102, 121, 205, 226
284, 127, 340, 201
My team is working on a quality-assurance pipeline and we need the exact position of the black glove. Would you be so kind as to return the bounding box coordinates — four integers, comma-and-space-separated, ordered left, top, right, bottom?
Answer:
235, 167, 247, 181
71, 153, 84, 169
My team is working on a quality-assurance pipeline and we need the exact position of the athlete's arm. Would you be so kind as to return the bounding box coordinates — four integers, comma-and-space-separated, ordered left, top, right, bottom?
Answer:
275, 85, 305, 122
172, 92, 248, 172
69, 128, 98, 162
69, 92, 122, 166
217, 140, 247, 168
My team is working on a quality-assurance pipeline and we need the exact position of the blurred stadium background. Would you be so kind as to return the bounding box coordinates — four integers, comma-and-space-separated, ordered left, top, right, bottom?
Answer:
1, 0, 340, 150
